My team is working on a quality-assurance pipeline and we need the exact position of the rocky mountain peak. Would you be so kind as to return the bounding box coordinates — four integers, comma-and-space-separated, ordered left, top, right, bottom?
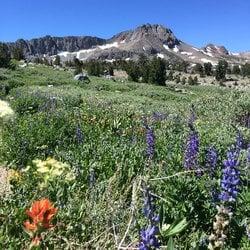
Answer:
203, 44, 229, 56
110, 23, 180, 49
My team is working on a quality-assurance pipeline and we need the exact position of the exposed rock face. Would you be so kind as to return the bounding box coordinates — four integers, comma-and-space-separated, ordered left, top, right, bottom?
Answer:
109, 24, 180, 49
202, 44, 229, 56
7, 36, 106, 57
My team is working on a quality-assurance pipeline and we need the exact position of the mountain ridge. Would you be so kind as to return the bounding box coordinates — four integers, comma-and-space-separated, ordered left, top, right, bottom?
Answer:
4, 24, 250, 65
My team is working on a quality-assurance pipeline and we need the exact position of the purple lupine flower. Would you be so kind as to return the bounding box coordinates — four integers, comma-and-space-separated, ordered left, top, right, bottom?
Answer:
76, 125, 84, 144
139, 187, 160, 250
184, 130, 200, 170
219, 148, 240, 202
139, 225, 160, 250
206, 146, 218, 176
146, 126, 155, 160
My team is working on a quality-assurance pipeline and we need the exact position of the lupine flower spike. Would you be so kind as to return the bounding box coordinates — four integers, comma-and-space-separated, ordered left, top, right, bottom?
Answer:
76, 125, 84, 144
219, 148, 240, 202
206, 146, 218, 177
139, 186, 160, 250
143, 117, 155, 160
146, 126, 155, 160
184, 130, 200, 170
209, 134, 242, 249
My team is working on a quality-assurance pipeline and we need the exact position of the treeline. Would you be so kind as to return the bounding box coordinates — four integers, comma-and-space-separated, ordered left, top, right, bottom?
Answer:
0, 42, 25, 68
63, 55, 167, 85
1, 43, 250, 82
192, 60, 250, 80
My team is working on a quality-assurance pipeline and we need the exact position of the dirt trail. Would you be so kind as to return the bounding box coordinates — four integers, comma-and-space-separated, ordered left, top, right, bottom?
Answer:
0, 100, 14, 196
0, 167, 10, 196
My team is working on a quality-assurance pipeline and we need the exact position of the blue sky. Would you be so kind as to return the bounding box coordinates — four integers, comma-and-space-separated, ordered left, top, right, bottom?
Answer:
1, 0, 250, 52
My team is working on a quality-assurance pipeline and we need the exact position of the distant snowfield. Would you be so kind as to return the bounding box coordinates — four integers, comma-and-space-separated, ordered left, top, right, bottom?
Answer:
157, 53, 164, 59
99, 42, 119, 50
58, 41, 122, 60
181, 51, 193, 56
192, 47, 201, 52
163, 44, 170, 50
202, 51, 214, 57
163, 44, 179, 53
173, 46, 179, 53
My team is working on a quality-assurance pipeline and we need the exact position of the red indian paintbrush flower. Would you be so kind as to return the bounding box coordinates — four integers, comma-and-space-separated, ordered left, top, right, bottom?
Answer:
24, 198, 58, 233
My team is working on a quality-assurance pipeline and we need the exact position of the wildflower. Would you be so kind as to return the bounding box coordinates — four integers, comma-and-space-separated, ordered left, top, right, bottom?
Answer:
146, 126, 155, 160
33, 157, 75, 185
76, 125, 84, 144
140, 225, 160, 250
184, 130, 199, 170
139, 187, 160, 250
219, 148, 240, 203
206, 146, 218, 176
208, 205, 231, 249
8, 169, 22, 182
24, 198, 57, 234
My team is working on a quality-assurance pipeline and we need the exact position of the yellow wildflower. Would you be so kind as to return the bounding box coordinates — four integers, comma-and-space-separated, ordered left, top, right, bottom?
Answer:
32, 157, 75, 185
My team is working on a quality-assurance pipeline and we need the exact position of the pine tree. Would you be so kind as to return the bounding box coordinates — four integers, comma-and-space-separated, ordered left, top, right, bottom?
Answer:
188, 76, 194, 85
241, 63, 250, 77
215, 60, 228, 81
86, 60, 102, 76
148, 57, 166, 85
12, 46, 24, 61
204, 62, 213, 76
138, 54, 150, 82
0, 43, 11, 68
54, 55, 61, 66
232, 65, 241, 75
193, 76, 199, 85
126, 61, 140, 82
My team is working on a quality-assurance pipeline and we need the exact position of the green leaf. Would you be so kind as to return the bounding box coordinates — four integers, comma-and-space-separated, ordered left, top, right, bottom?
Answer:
167, 237, 174, 250
161, 218, 188, 237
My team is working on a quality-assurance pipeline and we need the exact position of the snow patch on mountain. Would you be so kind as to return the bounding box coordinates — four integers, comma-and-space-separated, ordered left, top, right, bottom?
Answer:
173, 46, 179, 53
181, 51, 193, 56
157, 53, 164, 59
163, 44, 170, 50
202, 51, 214, 57
192, 47, 201, 52
99, 42, 119, 50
